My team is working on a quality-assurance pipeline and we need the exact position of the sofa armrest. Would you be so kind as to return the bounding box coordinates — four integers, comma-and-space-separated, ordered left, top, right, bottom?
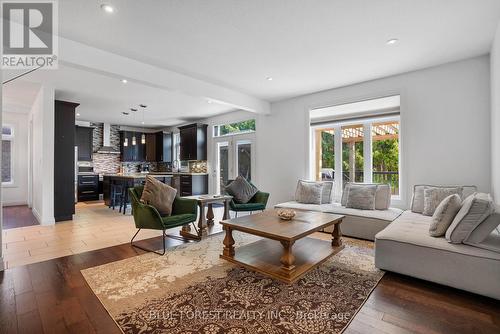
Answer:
253, 191, 270, 206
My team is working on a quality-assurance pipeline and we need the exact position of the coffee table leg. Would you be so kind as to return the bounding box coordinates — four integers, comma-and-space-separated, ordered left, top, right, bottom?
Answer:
198, 203, 207, 237
332, 221, 343, 247
222, 226, 235, 257
207, 203, 215, 226
280, 240, 296, 272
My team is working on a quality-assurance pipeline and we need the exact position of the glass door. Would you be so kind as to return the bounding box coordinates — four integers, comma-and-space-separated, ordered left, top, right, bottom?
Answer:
213, 134, 255, 194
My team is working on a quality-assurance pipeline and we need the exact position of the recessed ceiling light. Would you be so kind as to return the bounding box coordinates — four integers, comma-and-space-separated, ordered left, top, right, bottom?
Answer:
386, 38, 399, 46
141, 121, 145, 125
266, 77, 273, 81
121, 79, 127, 84
207, 99, 213, 104
76, 113, 80, 116
100, 4, 114, 13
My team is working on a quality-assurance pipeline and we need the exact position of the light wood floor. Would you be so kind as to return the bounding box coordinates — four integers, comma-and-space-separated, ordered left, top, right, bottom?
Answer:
1, 201, 177, 269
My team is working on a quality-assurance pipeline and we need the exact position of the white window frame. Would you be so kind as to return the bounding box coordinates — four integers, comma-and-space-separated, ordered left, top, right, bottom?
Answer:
2, 124, 15, 187
311, 115, 401, 200
213, 118, 256, 138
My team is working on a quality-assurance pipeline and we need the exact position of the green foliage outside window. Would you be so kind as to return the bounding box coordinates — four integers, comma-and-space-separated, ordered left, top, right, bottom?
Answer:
216, 119, 256, 136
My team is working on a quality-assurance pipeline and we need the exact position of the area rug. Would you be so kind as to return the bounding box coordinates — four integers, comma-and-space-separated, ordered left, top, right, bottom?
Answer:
82, 232, 383, 333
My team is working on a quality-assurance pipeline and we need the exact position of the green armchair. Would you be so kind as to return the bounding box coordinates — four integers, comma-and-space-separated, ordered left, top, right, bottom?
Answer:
129, 186, 198, 255
225, 179, 270, 217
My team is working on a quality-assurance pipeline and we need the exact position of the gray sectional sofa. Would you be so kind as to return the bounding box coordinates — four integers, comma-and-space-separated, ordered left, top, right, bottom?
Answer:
276, 182, 500, 300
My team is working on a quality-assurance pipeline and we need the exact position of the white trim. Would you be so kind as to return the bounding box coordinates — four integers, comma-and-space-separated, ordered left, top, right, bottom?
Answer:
212, 118, 256, 138
363, 123, 373, 183
2, 200, 28, 206
1, 123, 16, 187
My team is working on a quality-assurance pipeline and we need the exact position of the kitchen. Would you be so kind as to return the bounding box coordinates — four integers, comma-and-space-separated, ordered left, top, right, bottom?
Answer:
75, 119, 209, 214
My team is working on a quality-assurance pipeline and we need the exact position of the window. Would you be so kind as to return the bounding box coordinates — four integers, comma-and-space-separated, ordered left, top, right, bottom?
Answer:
2, 125, 14, 184
213, 119, 256, 137
372, 121, 400, 195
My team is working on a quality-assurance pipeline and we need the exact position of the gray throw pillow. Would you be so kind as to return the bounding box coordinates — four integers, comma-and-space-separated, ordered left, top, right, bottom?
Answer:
345, 184, 377, 210
429, 194, 462, 237
341, 182, 391, 210
445, 193, 494, 244
296, 180, 333, 204
464, 213, 500, 244
295, 181, 323, 204
225, 176, 258, 204
140, 175, 177, 216
411, 185, 464, 214
422, 186, 463, 216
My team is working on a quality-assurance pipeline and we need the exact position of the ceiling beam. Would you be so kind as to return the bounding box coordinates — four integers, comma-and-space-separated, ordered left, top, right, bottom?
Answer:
58, 38, 270, 114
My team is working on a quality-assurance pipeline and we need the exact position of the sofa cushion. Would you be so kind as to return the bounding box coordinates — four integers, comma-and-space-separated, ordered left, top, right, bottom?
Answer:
422, 186, 463, 216
346, 184, 377, 210
275, 201, 403, 222
341, 182, 391, 210
411, 185, 463, 214
429, 194, 462, 237
225, 176, 258, 204
295, 180, 333, 204
295, 180, 323, 204
465, 230, 500, 253
445, 193, 494, 244
465, 213, 500, 244
140, 175, 177, 216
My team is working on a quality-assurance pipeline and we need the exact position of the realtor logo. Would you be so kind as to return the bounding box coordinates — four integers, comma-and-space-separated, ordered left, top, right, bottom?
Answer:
2, 0, 58, 69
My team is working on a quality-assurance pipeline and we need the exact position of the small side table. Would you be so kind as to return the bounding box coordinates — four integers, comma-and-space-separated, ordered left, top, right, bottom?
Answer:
180, 195, 232, 239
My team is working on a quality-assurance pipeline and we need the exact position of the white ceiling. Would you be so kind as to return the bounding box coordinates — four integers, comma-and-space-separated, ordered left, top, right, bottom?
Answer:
3, 64, 235, 126
56, 0, 500, 101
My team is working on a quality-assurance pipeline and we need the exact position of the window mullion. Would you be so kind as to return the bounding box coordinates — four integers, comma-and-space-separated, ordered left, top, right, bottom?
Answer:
363, 123, 372, 183
333, 126, 343, 201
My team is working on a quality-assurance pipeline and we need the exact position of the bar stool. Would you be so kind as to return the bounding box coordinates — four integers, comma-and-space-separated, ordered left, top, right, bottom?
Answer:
109, 181, 124, 210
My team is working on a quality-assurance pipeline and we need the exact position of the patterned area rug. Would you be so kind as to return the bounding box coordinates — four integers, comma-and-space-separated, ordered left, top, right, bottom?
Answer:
82, 232, 383, 333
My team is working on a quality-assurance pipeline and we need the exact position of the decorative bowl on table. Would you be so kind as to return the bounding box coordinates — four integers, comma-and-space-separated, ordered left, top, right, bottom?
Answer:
277, 209, 296, 221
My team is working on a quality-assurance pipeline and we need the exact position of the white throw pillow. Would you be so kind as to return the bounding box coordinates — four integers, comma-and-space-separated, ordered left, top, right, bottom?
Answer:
296, 180, 333, 204
422, 186, 463, 216
445, 193, 494, 244
411, 185, 464, 214
341, 182, 391, 210
464, 213, 500, 245
429, 194, 462, 237
295, 181, 323, 205
345, 184, 377, 210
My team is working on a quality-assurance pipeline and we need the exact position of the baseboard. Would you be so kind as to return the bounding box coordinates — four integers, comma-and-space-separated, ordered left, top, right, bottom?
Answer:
2, 201, 28, 207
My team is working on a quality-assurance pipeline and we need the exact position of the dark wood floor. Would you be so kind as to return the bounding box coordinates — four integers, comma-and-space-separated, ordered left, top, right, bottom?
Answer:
2, 205, 39, 230
0, 235, 499, 334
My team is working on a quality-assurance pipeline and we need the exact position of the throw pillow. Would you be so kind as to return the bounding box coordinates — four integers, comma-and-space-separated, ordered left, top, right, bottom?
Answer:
295, 180, 333, 204
445, 193, 494, 244
225, 176, 258, 204
464, 213, 500, 244
140, 175, 177, 216
295, 181, 323, 205
429, 194, 462, 237
341, 182, 391, 210
345, 184, 377, 210
422, 186, 463, 216
411, 185, 464, 214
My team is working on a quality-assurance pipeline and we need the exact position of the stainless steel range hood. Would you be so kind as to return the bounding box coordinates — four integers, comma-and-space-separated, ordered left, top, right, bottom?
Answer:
97, 123, 120, 154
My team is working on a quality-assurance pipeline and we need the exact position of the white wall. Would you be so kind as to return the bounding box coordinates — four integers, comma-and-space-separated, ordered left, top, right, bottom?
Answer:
1, 112, 30, 206
491, 23, 500, 208
256, 56, 491, 208
29, 85, 55, 225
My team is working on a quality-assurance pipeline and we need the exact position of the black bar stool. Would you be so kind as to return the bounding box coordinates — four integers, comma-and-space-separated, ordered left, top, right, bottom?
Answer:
109, 180, 124, 210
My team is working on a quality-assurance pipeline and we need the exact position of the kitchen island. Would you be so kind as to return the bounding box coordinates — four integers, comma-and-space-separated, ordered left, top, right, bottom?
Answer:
102, 173, 208, 206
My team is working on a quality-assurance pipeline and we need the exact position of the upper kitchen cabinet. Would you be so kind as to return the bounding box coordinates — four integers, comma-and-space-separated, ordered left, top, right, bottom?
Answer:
145, 131, 173, 162
120, 131, 145, 162
179, 123, 207, 161
75, 126, 93, 161
54, 100, 79, 222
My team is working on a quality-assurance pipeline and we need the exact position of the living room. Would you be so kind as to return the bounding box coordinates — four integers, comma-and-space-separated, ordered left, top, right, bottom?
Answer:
1, 1, 500, 333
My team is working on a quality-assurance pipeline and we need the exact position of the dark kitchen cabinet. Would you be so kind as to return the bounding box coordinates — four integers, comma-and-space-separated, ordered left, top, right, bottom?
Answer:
54, 100, 79, 222
179, 174, 208, 196
77, 174, 99, 201
75, 126, 93, 161
179, 123, 207, 161
120, 131, 145, 162
145, 131, 173, 162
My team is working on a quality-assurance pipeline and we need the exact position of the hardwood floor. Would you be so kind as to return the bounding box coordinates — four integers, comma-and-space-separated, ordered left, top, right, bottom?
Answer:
0, 235, 499, 334
2, 206, 39, 230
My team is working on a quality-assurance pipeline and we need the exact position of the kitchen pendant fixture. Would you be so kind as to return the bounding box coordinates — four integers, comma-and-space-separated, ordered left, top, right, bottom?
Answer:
140, 104, 147, 144
141, 133, 146, 144
124, 137, 128, 146
132, 135, 136, 146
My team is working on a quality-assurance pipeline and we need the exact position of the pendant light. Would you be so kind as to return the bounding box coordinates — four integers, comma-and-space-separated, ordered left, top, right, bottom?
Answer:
140, 104, 147, 144
124, 137, 128, 146
132, 135, 136, 146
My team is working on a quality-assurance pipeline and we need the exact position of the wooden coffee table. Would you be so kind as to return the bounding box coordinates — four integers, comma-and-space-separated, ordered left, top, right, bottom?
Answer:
219, 209, 344, 283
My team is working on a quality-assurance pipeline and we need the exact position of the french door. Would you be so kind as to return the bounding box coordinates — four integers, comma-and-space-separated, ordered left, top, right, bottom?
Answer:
213, 133, 255, 194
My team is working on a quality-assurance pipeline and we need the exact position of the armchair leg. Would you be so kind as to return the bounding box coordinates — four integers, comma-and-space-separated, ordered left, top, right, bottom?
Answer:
130, 228, 167, 255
